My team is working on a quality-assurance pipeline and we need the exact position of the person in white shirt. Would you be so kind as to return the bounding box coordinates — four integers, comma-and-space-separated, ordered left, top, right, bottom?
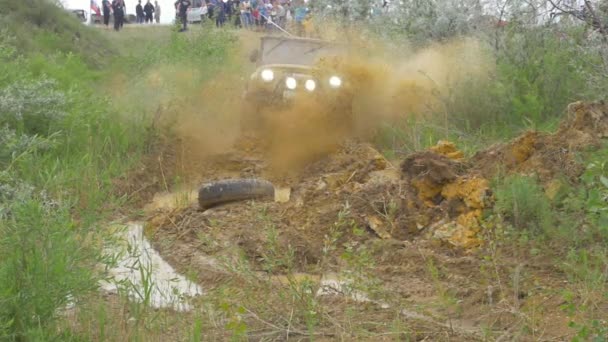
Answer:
154, 1, 161, 23
240, 0, 252, 29
275, 1, 286, 28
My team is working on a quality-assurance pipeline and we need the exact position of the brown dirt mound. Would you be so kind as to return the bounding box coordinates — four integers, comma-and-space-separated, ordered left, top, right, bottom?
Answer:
145, 141, 402, 271
392, 101, 608, 247
471, 101, 608, 182
140, 101, 608, 341
401, 151, 467, 205
146, 101, 608, 257
397, 150, 491, 248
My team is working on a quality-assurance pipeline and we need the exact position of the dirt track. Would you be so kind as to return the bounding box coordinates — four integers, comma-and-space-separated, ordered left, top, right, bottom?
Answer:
126, 100, 607, 340
106, 28, 608, 340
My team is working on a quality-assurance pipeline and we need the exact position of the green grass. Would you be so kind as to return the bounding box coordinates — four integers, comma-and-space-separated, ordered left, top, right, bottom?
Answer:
0, 1, 240, 337
493, 174, 554, 235
484, 146, 608, 339
0, 0, 113, 66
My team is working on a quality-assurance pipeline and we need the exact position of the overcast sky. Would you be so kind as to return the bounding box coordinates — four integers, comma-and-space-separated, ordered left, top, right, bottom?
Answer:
62, 0, 177, 24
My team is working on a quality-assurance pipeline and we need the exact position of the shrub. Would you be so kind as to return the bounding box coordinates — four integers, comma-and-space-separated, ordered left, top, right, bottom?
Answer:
0, 78, 67, 136
494, 174, 554, 235
0, 198, 97, 340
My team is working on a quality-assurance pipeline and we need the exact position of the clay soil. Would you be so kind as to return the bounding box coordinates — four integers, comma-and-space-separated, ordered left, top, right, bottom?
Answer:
136, 101, 608, 341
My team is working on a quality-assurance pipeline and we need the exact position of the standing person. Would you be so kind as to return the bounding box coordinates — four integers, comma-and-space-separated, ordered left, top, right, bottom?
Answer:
251, 2, 260, 30
294, 0, 306, 36
144, 0, 155, 23
215, 0, 226, 27
207, 0, 216, 19
154, 1, 161, 23
233, 0, 241, 27
268, 1, 276, 31
240, 0, 252, 29
285, 1, 292, 30
102, 0, 112, 28
175, 0, 191, 31
112, 0, 125, 31
275, 1, 285, 29
226, 0, 234, 23
136, 0, 145, 23
258, 1, 268, 31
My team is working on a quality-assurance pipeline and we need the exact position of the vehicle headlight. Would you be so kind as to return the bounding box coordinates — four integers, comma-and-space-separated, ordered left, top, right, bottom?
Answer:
305, 79, 316, 92
285, 77, 297, 90
261, 69, 274, 82
329, 76, 342, 88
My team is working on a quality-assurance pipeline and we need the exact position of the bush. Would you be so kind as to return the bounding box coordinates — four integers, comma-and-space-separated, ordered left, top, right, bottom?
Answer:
0, 198, 97, 340
0, 78, 67, 135
494, 174, 554, 235
0, 5, 151, 340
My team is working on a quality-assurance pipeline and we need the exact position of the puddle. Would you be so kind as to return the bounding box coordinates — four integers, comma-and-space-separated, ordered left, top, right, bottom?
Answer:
144, 189, 198, 212
100, 223, 202, 311
316, 274, 391, 309
272, 273, 390, 308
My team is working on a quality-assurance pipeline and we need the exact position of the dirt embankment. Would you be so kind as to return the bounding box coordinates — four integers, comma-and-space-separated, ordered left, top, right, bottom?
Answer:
147, 100, 607, 266
138, 101, 607, 340
472, 101, 608, 181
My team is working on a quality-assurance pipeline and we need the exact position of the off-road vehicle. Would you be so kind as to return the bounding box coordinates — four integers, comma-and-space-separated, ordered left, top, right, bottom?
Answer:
244, 35, 350, 109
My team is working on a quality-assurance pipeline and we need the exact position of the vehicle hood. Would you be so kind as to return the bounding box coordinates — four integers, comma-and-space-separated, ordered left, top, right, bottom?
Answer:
256, 64, 315, 74
257, 36, 346, 68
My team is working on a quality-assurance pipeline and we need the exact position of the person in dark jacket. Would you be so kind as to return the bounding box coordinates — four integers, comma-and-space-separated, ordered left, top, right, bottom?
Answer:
226, 0, 234, 22
207, 0, 216, 19
144, 0, 155, 23
175, 0, 191, 31
215, 0, 226, 27
136, 0, 145, 23
112, 0, 125, 30
102, 0, 112, 27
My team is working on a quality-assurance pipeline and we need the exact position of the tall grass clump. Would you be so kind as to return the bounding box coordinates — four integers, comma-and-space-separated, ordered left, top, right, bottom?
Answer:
0, 4, 241, 336
493, 174, 554, 235
0, 8, 146, 340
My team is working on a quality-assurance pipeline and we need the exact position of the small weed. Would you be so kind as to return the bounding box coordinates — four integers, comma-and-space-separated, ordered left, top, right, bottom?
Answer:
426, 258, 460, 317
260, 222, 295, 273
190, 316, 203, 342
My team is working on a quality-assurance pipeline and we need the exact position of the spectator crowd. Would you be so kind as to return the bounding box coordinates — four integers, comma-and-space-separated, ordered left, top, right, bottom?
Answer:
94, 0, 315, 36
176, 0, 315, 36
96, 0, 162, 31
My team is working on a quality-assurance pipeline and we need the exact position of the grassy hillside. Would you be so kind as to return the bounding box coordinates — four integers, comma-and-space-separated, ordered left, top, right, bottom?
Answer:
0, 0, 113, 65
0, 3, 134, 341
0, 0, 237, 339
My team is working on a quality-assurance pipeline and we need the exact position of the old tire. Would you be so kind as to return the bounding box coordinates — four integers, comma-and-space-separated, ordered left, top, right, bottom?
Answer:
198, 179, 275, 209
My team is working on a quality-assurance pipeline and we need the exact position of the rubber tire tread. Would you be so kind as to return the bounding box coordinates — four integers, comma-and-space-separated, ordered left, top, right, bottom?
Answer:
198, 179, 275, 209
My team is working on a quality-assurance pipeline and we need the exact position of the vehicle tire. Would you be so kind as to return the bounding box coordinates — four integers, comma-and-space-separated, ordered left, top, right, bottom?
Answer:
198, 179, 275, 209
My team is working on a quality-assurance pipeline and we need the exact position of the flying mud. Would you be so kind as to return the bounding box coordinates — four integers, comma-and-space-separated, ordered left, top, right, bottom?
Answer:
115, 30, 608, 340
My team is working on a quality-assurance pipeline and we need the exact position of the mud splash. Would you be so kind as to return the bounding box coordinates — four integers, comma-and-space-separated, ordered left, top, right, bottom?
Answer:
249, 37, 494, 173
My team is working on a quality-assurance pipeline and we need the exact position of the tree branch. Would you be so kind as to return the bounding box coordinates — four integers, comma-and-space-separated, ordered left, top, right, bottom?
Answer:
583, 0, 606, 35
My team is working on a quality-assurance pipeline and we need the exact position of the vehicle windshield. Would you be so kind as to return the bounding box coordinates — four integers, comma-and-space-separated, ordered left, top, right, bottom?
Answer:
259, 37, 344, 67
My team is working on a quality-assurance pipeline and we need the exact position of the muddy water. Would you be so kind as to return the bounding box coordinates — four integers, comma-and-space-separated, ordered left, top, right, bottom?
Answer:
144, 189, 199, 212
99, 221, 384, 313
100, 223, 202, 312
105, 190, 481, 337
